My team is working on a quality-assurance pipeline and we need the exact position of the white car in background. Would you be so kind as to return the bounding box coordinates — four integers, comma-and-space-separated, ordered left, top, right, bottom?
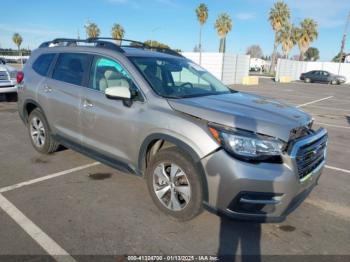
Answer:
0, 58, 18, 101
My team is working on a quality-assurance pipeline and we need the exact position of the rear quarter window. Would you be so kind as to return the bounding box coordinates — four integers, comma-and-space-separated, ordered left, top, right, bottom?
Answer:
32, 53, 55, 76
52, 53, 91, 86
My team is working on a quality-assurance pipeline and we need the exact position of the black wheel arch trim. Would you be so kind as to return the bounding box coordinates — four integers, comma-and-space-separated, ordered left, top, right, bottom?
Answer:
22, 99, 49, 126
138, 133, 209, 202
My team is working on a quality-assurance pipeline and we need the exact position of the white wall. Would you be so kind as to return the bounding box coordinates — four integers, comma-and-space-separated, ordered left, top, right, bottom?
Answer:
276, 58, 350, 83
225, 54, 250, 85
181, 52, 250, 85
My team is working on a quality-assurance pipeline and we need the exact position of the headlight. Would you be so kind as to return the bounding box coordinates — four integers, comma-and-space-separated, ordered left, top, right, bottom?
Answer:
209, 124, 284, 163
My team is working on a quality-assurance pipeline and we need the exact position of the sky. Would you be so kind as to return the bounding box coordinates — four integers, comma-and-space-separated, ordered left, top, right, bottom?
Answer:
0, 0, 349, 61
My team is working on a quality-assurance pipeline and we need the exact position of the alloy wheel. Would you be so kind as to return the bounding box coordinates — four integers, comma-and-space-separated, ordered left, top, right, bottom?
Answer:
30, 116, 46, 148
152, 162, 191, 211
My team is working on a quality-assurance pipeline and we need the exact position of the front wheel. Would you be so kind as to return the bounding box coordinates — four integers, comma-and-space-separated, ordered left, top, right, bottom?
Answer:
28, 108, 59, 154
331, 79, 339, 85
146, 147, 203, 221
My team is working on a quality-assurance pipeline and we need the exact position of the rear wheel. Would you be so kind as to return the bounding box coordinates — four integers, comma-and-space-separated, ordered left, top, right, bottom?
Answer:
28, 108, 59, 154
304, 78, 311, 83
146, 147, 203, 221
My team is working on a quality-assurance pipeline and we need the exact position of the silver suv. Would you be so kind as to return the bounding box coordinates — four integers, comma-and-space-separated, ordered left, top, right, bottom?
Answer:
17, 38, 328, 221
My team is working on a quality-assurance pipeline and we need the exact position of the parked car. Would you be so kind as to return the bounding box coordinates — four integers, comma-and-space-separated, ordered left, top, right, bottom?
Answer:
0, 59, 18, 101
17, 38, 328, 222
300, 70, 346, 85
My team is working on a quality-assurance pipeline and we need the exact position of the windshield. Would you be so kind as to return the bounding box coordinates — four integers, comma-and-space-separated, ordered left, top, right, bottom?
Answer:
130, 56, 234, 98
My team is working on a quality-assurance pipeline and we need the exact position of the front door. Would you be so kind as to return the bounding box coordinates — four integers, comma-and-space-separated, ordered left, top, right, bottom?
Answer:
80, 56, 144, 166
321, 71, 330, 83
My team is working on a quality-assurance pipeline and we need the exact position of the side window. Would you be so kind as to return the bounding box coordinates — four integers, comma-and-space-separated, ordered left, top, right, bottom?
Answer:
32, 53, 55, 76
89, 56, 135, 92
52, 53, 91, 86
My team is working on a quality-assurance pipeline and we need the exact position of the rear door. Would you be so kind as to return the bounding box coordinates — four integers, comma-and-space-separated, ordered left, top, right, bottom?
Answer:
43, 52, 92, 142
312, 71, 322, 82
80, 55, 144, 165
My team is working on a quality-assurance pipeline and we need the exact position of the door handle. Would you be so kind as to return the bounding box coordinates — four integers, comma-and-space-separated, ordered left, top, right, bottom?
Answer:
43, 85, 52, 93
83, 99, 94, 108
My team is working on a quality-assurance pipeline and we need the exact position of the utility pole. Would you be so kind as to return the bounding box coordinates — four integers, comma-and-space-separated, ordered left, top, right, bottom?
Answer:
338, 11, 350, 75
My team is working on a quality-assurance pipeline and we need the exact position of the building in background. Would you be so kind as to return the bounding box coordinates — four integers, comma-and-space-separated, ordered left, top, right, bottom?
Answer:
249, 58, 270, 72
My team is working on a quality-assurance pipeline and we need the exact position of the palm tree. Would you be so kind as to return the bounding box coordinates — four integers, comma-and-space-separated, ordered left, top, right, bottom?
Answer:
295, 18, 318, 61
195, 3, 208, 64
268, 1, 290, 70
85, 21, 100, 39
111, 23, 125, 45
277, 23, 295, 58
214, 13, 232, 53
12, 33, 23, 67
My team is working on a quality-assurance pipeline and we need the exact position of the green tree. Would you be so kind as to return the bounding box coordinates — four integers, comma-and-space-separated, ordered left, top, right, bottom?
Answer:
195, 3, 208, 64
12, 33, 23, 66
111, 23, 125, 45
246, 44, 263, 58
144, 40, 170, 49
214, 13, 232, 53
295, 18, 318, 61
332, 52, 346, 62
268, 1, 290, 70
85, 21, 100, 38
12, 33, 23, 53
277, 23, 296, 58
304, 47, 319, 61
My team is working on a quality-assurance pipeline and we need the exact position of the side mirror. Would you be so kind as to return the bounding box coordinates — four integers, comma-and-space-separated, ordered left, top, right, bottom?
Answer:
105, 86, 131, 100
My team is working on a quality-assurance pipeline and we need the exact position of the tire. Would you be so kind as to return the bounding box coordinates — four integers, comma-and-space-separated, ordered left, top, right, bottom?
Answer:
331, 79, 338, 85
146, 147, 203, 221
304, 78, 311, 83
28, 108, 59, 154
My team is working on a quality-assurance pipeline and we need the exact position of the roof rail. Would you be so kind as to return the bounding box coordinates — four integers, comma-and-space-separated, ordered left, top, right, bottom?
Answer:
89, 37, 183, 57
145, 46, 183, 57
87, 37, 146, 47
39, 37, 183, 57
38, 38, 125, 53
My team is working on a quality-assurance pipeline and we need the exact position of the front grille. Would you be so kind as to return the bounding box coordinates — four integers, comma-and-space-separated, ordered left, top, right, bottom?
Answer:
295, 134, 327, 180
0, 71, 9, 81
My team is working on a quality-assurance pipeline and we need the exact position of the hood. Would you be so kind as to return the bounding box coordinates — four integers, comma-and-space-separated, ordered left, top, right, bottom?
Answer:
168, 92, 312, 142
333, 74, 346, 79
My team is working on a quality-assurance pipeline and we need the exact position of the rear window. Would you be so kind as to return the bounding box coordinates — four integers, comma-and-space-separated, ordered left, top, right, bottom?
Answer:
52, 53, 91, 86
32, 53, 55, 76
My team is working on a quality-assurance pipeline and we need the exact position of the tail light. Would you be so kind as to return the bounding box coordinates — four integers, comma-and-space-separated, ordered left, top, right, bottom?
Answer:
16, 71, 24, 84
